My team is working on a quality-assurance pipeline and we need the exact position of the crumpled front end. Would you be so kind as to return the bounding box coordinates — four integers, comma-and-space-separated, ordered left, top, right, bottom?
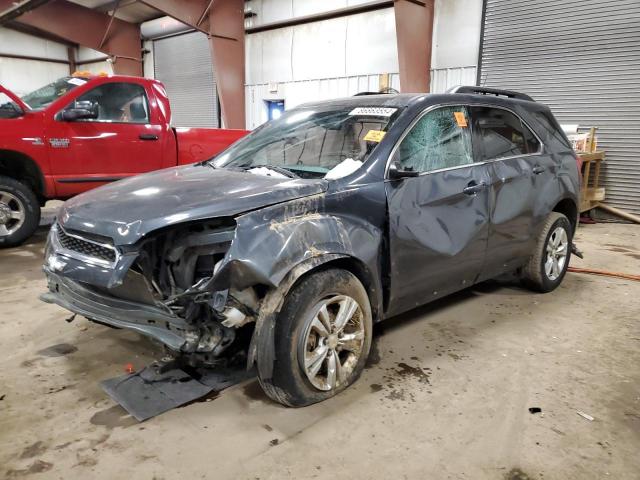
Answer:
41, 218, 256, 361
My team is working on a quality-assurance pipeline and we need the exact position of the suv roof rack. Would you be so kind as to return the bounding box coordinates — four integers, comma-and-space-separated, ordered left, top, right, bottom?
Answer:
447, 85, 534, 102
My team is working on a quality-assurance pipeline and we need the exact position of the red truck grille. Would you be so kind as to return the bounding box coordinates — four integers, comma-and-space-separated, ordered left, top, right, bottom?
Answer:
56, 225, 117, 263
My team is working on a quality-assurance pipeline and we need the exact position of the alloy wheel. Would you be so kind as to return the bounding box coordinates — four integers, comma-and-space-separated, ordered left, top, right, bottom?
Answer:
301, 295, 365, 391
545, 226, 568, 281
0, 190, 25, 237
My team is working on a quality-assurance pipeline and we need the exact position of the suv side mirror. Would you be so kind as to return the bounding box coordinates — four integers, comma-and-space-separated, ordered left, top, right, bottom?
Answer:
61, 100, 99, 121
388, 161, 419, 180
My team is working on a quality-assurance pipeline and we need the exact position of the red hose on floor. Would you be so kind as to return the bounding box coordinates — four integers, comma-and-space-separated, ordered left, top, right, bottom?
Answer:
567, 266, 640, 282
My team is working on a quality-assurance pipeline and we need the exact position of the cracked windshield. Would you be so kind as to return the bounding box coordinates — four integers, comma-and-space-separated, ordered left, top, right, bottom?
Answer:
213, 106, 401, 179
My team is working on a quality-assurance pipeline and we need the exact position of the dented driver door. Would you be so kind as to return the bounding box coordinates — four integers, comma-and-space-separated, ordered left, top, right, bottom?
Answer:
384, 105, 491, 317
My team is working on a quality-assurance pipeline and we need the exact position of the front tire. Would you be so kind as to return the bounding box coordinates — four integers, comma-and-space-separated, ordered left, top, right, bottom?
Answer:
258, 268, 373, 407
0, 176, 41, 248
522, 212, 572, 292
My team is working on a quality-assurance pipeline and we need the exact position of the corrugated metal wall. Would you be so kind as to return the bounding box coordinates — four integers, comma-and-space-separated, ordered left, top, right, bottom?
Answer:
479, 0, 640, 215
153, 31, 219, 128
245, 73, 401, 129
431, 66, 477, 94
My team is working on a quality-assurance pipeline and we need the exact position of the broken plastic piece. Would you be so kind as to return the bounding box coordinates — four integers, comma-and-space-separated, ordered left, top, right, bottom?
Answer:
571, 242, 584, 259
324, 158, 363, 180
577, 411, 594, 421
528, 407, 542, 414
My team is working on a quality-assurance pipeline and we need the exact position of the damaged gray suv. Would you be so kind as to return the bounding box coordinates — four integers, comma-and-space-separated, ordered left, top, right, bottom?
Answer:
42, 86, 580, 407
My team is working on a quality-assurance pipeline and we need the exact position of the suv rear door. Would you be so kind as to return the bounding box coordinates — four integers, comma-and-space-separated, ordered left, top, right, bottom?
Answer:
385, 105, 492, 316
469, 106, 545, 280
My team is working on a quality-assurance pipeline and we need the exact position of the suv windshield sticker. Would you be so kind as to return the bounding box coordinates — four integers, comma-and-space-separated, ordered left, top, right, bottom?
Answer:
454, 111, 468, 128
363, 130, 386, 142
349, 107, 397, 117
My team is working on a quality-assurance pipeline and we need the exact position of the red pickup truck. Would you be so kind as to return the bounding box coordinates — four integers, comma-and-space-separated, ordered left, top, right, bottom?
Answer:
0, 73, 248, 247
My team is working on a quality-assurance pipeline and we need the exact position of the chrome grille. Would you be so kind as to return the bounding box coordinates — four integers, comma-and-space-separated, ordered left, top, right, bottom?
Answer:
55, 225, 116, 263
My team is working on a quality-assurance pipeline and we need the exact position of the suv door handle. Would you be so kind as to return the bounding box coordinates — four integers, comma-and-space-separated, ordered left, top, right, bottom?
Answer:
462, 181, 487, 196
533, 165, 546, 175
139, 134, 159, 141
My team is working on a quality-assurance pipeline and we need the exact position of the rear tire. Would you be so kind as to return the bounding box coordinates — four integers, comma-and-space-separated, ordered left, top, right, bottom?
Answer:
0, 176, 41, 248
522, 212, 572, 293
258, 268, 372, 407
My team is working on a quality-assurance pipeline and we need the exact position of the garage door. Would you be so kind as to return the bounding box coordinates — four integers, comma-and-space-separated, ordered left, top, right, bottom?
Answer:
153, 31, 219, 128
478, 0, 640, 215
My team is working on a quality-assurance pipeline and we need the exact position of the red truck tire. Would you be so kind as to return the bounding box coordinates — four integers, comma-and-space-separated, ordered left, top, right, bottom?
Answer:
0, 175, 41, 248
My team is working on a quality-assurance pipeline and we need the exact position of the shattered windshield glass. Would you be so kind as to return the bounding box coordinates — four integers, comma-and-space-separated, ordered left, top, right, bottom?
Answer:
213, 106, 401, 178
21, 76, 87, 110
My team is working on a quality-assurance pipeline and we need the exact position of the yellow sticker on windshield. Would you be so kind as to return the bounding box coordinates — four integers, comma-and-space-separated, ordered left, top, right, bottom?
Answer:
364, 130, 386, 142
454, 111, 468, 128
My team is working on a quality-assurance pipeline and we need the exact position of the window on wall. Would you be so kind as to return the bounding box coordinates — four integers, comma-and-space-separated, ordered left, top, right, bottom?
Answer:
68, 83, 149, 123
396, 106, 474, 173
471, 107, 539, 160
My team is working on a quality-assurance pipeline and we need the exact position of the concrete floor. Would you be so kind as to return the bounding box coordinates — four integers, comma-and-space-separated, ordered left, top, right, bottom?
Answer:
1, 219, 639, 480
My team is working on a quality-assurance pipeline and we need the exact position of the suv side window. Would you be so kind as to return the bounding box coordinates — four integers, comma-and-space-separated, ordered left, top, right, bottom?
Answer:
471, 106, 539, 160
69, 82, 149, 123
396, 106, 474, 173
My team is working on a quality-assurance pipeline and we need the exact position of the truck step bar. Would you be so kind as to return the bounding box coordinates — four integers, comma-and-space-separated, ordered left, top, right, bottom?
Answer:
448, 85, 534, 102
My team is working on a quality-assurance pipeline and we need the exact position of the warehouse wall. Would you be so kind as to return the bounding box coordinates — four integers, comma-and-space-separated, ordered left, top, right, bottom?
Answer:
76, 47, 113, 75
244, 0, 483, 128
0, 27, 69, 96
245, 0, 377, 26
245, 7, 399, 127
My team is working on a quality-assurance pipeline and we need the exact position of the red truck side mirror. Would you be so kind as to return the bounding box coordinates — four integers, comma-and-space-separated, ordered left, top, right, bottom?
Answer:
61, 100, 99, 121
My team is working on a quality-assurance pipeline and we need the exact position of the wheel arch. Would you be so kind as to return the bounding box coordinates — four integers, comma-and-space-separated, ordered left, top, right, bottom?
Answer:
0, 150, 46, 201
552, 197, 578, 235
247, 253, 382, 380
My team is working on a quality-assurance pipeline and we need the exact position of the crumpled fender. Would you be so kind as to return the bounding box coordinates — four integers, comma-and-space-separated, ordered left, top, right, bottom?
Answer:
213, 193, 384, 376
217, 193, 382, 292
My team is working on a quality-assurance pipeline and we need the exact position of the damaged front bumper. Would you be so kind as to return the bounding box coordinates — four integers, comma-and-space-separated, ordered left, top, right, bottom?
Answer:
41, 222, 242, 356
41, 271, 200, 352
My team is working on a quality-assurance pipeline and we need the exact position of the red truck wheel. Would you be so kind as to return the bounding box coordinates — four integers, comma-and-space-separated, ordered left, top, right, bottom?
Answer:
0, 176, 41, 248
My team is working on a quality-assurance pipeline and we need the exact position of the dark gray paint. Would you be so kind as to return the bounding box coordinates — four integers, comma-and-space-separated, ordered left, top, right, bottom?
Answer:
43, 92, 580, 361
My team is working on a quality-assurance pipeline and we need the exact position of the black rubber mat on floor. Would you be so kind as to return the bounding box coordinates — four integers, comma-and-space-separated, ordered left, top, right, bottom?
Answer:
102, 364, 255, 421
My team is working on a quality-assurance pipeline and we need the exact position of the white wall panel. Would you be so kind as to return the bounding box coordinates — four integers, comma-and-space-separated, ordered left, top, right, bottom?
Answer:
0, 58, 69, 96
432, 0, 482, 69
246, 73, 394, 129
77, 46, 106, 62
249, 0, 377, 26
0, 27, 68, 60
246, 8, 397, 84
430, 66, 477, 93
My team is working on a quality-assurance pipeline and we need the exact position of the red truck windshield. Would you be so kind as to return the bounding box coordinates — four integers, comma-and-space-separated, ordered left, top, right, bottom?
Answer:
21, 76, 88, 110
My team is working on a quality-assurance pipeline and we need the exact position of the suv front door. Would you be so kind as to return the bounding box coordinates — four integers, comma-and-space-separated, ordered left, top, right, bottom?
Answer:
385, 105, 492, 316
46, 81, 164, 197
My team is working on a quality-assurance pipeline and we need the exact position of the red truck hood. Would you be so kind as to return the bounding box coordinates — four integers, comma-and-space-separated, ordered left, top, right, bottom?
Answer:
0, 85, 30, 112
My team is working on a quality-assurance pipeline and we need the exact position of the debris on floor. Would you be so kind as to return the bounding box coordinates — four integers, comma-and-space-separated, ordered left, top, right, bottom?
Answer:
577, 411, 595, 421
528, 407, 542, 414
101, 361, 255, 421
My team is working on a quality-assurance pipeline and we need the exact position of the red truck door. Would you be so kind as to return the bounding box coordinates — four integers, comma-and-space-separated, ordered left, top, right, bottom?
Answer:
45, 81, 166, 197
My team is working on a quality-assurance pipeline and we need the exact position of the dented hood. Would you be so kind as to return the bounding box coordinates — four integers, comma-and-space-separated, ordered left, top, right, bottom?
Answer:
59, 165, 327, 245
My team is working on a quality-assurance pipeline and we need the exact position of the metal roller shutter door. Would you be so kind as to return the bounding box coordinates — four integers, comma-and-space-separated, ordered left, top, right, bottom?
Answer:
153, 31, 219, 128
478, 0, 640, 215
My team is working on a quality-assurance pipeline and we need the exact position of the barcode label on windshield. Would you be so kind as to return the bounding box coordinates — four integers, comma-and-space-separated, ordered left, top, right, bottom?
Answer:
349, 107, 397, 117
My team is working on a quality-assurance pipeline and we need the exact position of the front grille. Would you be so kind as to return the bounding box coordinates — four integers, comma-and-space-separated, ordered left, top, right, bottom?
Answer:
56, 226, 116, 263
